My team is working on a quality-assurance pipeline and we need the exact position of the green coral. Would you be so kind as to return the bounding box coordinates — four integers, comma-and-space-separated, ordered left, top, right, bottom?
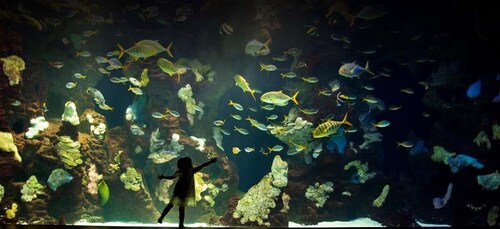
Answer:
344, 160, 376, 183
177, 84, 197, 115
431, 146, 456, 163
119, 167, 143, 192
55, 136, 83, 169
493, 124, 500, 141
372, 184, 390, 208
194, 172, 208, 201
305, 181, 334, 208
488, 206, 499, 226
0, 184, 4, 202
473, 131, 491, 149
271, 155, 288, 188
21, 175, 45, 202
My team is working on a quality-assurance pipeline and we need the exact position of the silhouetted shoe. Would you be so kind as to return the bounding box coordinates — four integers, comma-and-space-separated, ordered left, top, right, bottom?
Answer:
157, 218, 163, 224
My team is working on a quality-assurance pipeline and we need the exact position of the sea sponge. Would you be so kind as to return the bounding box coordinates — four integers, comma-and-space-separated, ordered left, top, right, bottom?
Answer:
1, 55, 25, 86
0, 131, 22, 162
372, 184, 390, 208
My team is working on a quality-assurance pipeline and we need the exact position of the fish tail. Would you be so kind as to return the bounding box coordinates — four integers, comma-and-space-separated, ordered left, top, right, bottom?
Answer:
117, 44, 125, 59
128, 85, 132, 91
75, 51, 80, 57
228, 100, 233, 105
342, 112, 352, 126
260, 64, 264, 71
364, 60, 374, 75
250, 89, 256, 101
291, 91, 300, 105
166, 41, 174, 58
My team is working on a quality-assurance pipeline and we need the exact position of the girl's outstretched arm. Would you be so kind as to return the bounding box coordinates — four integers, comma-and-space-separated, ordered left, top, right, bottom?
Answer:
158, 174, 176, 180
193, 157, 217, 173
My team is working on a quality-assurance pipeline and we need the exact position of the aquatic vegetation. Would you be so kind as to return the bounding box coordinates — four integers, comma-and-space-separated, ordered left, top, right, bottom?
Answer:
61, 101, 80, 126
21, 176, 45, 202
305, 181, 334, 208
55, 136, 82, 169
47, 168, 73, 191
1, 55, 25, 86
372, 184, 390, 208
0, 132, 22, 162
24, 116, 49, 139
477, 171, 500, 191
120, 167, 143, 192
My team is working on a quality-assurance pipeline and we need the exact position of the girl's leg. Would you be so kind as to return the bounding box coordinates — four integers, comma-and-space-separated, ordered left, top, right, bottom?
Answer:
179, 206, 185, 228
158, 203, 174, 224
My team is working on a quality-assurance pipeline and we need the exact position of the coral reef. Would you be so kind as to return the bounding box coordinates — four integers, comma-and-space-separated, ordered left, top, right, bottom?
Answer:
47, 168, 73, 191
20, 176, 45, 202
55, 136, 82, 169
344, 160, 376, 184
372, 184, 390, 208
190, 135, 206, 152
0, 184, 4, 202
1, 55, 25, 86
84, 163, 103, 195
477, 171, 500, 191
178, 84, 197, 115
25, 116, 49, 139
473, 131, 491, 149
155, 179, 174, 204
488, 206, 499, 226
61, 101, 80, 126
0, 131, 22, 162
493, 124, 500, 141
304, 181, 334, 208
148, 130, 184, 164
232, 155, 288, 226
431, 146, 456, 163
433, 183, 453, 209
120, 167, 143, 192
359, 132, 383, 150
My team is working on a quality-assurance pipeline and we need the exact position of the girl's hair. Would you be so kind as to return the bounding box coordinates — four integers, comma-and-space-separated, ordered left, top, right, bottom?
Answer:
177, 157, 193, 170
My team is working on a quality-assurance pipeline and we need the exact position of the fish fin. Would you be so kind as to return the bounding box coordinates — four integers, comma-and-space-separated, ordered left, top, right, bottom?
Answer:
291, 91, 300, 105
117, 44, 125, 59
364, 60, 374, 75
260, 63, 265, 71
128, 85, 132, 91
166, 41, 174, 58
342, 112, 352, 126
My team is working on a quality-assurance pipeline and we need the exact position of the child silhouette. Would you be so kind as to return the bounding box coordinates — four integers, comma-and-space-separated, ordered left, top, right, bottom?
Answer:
157, 156, 217, 228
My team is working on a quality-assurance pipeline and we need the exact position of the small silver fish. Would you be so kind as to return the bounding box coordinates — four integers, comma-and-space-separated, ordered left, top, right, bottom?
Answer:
11, 100, 21, 106
66, 82, 77, 89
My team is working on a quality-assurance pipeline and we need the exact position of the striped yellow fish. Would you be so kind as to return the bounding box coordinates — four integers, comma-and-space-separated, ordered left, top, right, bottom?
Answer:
312, 113, 352, 138
234, 74, 256, 100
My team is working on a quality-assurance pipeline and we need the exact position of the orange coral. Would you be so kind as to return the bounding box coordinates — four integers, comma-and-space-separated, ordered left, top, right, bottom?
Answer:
1, 55, 25, 86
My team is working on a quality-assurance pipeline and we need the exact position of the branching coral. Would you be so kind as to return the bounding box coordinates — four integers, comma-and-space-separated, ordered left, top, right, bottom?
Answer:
85, 163, 103, 195
1, 55, 25, 86
21, 175, 45, 202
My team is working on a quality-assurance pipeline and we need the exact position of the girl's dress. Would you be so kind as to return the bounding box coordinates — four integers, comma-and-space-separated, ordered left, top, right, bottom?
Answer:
170, 168, 196, 207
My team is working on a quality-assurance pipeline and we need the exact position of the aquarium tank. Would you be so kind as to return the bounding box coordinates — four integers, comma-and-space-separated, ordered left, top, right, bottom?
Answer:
0, 0, 499, 227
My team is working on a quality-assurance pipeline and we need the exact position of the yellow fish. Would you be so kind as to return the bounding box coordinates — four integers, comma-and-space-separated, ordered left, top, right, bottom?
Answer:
312, 113, 352, 138
260, 90, 299, 106
232, 147, 241, 154
260, 63, 277, 71
139, 68, 149, 86
234, 74, 256, 100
